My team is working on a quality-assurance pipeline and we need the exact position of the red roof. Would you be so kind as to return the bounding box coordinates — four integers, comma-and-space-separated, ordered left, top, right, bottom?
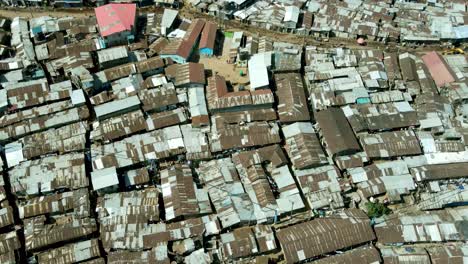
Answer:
199, 21, 217, 50
422, 51, 455, 87
95, 3, 136, 37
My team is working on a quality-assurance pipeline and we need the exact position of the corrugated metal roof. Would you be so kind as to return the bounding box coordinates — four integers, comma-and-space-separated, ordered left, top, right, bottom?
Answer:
316, 107, 361, 156
161, 164, 211, 220
92, 125, 185, 170
277, 209, 375, 263
275, 73, 310, 123
94, 95, 141, 120
91, 167, 119, 191
295, 165, 345, 209
92, 110, 147, 142
422, 51, 456, 87
375, 208, 467, 244
24, 215, 97, 251
95, 4, 136, 37
248, 53, 270, 90
199, 21, 217, 50
181, 124, 212, 160
37, 239, 101, 264
312, 245, 381, 264
161, 9, 178, 29
10, 152, 87, 196
282, 122, 328, 169
360, 130, 422, 159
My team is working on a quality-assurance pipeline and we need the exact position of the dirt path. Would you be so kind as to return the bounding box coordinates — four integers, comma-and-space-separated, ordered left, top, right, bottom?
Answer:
179, 6, 444, 53
0, 5, 443, 53
0, 7, 95, 18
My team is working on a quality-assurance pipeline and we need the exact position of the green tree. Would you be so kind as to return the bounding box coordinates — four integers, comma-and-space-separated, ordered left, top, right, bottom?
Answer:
365, 201, 391, 218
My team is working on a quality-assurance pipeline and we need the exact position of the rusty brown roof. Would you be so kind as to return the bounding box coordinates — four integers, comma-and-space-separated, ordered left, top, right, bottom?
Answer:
0, 231, 20, 258
312, 245, 381, 264
315, 108, 361, 156
276, 209, 375, 263
274, 73, 310, 123
146, 108, 187, 130
160, 164, 208, 220
206, 75, 274, 111
138, 85, 180, 112
360, 130, 422, 159
36, 239, 101, 264
165, 63, 205, 86
147, 37, 169, 57
210, 116, 281, 151
184, 19, 205, 45
427, 245, 467, 264
199, 21, 217, 50
24, 215, 97, 251
232, 144, 288, 169
18, 189, 90, 219
135, 56, 165, 73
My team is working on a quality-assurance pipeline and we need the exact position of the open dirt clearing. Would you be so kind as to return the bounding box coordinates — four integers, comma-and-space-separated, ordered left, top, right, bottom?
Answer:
198, 36, 249, 88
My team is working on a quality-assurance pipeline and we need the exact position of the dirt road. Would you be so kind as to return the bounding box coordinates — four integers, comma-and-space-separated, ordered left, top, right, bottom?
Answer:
178, 6, 443, 52
0, 5, 443, 53
0, 7, 95, 18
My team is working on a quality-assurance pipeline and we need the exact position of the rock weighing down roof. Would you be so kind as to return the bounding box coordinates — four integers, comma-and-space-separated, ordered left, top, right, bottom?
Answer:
95, 4, 136, 37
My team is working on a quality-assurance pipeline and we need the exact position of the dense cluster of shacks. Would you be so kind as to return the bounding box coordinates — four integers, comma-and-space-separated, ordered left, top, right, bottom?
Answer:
0, 2, 466, 264
188, 0, 468, 45
1, 0, 467, 45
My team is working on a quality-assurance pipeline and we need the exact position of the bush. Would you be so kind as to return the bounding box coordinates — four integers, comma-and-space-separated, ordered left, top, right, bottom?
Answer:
365, 201, 391, 218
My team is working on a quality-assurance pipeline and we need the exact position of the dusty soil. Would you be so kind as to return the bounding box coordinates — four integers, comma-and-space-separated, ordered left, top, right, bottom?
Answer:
0, 5, 443, 54
198, 36, 250, 88
0, 7, 95, 18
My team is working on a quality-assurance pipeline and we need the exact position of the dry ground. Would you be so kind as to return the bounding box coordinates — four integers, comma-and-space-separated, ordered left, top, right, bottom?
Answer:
0, 7, 95, 18
198, 36, 250, 89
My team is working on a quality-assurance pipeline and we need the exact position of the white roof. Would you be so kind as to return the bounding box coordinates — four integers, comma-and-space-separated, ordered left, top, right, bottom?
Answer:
394, 101, 414, 112
231, 31, 244, 49
188, 86, 208, 117
282, 122, 315, 138
71, 89, 86, 106
94, 95, 141, 120
161, 9, 178, 29
248, 53, 270, 90
231, 0, 248, 6
5, 142, 24, 168
167, 29, 186, 39
91, 167, 119, 190
381, 174, 415, 191
0, 89, 7, 109
277, 193, 305, 214
284, 6, 299, 23
454, 25, 468, 39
